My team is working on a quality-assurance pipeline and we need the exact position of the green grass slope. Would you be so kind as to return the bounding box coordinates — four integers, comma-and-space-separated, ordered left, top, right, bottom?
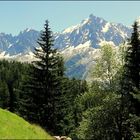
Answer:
0, 108, 54, 139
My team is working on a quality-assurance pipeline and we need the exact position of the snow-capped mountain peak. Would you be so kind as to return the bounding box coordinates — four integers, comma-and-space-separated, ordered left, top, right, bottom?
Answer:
53, 14, 132, 78
54, 14, 132, 51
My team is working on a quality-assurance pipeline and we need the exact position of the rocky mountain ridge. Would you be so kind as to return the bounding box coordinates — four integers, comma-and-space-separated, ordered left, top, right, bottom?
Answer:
0, 14, 133, 79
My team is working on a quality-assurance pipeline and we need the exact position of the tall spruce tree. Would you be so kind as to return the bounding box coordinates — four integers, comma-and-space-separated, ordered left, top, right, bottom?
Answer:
20, 20, 65, 134
119, 21, 140, 139
33, 20, 66, 133
124, 21, 140, 114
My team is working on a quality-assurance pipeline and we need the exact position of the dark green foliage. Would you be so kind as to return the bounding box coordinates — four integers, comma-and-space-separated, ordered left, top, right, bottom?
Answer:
127, 21, 140, 90
0, 81, 9, 108
120, 21, 140, 137
57, 78, 88, 137
123, 21, 140, 116
76, 92, 120, 140
0, 60, 27, 112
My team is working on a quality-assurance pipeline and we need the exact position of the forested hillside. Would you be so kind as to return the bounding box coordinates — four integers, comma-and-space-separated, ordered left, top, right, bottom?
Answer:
0, 20, 140, 140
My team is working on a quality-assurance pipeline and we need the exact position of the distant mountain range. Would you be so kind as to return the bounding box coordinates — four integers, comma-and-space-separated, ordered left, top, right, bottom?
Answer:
0, 14, 133, 79
0, 29, 39, 56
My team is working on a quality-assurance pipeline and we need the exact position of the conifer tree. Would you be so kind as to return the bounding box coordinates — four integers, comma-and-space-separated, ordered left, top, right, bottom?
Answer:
123, 21, 140, 114
19, 20, 65, 134
119, 21, 140, 138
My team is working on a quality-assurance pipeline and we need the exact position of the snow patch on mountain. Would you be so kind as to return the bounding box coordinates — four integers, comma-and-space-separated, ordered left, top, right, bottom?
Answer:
82, 18, 90, 25
63, 25, 79, 34
99, 40, 115, 47
61, 40, 91, 59
0, 51, 6, 58
8, 43, 13, 48
25, 28, 33, 32
74, 40, 91, 50
102, 23, 110, 32
15, 52, 36, 62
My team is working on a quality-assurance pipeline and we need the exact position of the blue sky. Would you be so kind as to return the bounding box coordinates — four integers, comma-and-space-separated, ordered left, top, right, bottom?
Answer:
0, 1, 140, 35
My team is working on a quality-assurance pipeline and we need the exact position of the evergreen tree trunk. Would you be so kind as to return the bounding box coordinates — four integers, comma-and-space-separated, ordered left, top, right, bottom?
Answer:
7, 83, 14, 112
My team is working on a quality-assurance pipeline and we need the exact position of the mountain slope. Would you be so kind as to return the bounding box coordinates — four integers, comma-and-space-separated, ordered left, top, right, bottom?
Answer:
0, 108, 53, 139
